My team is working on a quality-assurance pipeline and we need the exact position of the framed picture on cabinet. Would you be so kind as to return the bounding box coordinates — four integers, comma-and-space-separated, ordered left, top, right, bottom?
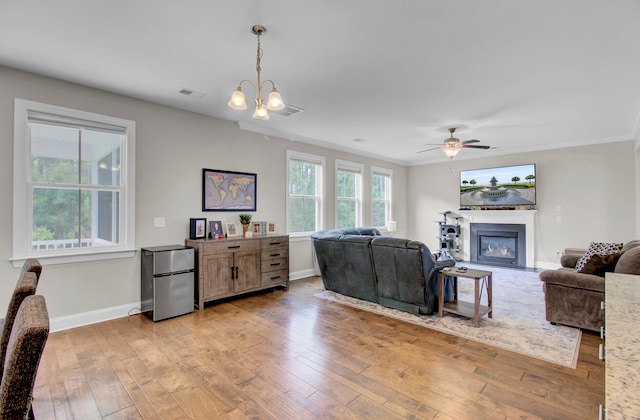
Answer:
267, 221, 277, 234
225, 222, 239, 237
251, 221, 263, 235
189, 218, 206, 239
209, 220, 223, 238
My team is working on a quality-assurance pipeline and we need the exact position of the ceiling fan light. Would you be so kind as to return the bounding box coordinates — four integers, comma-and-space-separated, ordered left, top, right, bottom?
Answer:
442, 142, 462, 158
266, 87, 285, 110
253, 104, 270, 120
228, 87, 247, 110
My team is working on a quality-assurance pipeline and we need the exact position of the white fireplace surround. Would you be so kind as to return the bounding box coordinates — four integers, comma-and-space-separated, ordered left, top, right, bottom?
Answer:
458, 210, 537, 268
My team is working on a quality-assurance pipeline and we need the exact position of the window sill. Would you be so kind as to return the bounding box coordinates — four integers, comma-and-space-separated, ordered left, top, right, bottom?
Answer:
10, 249, 138, 268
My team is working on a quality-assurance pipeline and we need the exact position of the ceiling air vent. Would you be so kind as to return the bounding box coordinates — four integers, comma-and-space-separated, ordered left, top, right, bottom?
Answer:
179, 88, 206, 99
272, 104, 304, 117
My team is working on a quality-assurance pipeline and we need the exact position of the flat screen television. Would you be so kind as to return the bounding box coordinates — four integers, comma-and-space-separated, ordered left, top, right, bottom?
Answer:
460, 163, 536, 208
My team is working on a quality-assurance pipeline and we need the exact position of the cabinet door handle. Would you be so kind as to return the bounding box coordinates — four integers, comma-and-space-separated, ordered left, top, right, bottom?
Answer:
228, 245, 241, 249
270, 263, 281, 267
270, 253, 281, 257
235, 267, 239, 278
231, 266, 235, 280
270, 242, 280, 245
270, 275, 281, 280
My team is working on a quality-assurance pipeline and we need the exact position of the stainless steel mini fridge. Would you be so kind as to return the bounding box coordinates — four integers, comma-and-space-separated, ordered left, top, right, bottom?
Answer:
141, 245, 195, 321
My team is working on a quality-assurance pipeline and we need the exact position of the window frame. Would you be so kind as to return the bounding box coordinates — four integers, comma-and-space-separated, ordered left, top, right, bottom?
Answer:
12, 98, 136, 267
286, 150, 325, 238
335, 159, 363, 229
371, 166, 393, 231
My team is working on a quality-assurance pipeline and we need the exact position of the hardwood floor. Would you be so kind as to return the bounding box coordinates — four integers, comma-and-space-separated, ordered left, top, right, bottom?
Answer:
33, 277, 604, 419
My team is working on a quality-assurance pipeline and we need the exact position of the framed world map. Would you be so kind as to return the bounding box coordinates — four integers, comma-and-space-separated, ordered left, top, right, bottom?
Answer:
202, 168, 257, 211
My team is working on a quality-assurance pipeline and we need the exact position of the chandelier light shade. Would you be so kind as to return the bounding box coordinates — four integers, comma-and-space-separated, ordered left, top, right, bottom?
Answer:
228, 25, 285, 120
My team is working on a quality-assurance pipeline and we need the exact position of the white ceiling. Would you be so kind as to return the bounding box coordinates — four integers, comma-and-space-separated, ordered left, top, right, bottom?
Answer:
2, 1, 639, 165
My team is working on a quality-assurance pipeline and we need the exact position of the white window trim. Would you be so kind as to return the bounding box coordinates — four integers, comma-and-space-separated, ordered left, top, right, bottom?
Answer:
286, 150, 325, 238
11, 98, 136, 267
371, 166, 393, 231
335, 159, 363, 228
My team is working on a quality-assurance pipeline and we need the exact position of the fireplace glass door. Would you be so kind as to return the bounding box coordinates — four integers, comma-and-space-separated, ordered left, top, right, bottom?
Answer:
479, 233, 517, 262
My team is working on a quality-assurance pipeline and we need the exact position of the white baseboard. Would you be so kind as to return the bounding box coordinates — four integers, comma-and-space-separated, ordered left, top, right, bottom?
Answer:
290, 268, 316, 281
50, 301, 141, 333
535, 261, 562, 270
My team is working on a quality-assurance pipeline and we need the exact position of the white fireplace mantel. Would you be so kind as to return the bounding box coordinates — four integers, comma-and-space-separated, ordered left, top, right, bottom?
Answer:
457, 210, 537, 268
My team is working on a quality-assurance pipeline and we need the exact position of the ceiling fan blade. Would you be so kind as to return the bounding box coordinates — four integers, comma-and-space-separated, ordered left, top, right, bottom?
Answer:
462, 144, 491, 149
416, 146, 441, 154
462, 139, 480, 144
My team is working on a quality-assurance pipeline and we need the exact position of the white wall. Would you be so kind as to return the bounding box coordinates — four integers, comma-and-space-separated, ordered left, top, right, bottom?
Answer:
0, 66, 407, 324
407, 142, 637, 268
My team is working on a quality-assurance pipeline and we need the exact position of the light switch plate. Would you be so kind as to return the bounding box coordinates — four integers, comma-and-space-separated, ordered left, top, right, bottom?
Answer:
154, 217, 166, 228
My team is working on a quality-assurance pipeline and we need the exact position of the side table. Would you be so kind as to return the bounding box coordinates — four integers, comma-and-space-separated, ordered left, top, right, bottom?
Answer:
438, 267, 492, 327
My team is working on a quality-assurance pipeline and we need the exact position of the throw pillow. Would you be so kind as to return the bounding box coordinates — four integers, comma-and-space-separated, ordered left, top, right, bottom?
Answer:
575, 242, 624, 272
577, 252, 623, 276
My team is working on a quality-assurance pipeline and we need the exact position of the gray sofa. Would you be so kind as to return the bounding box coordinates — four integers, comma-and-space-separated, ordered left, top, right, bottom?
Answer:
311, 228, 455, 315
539, 240, 640, 331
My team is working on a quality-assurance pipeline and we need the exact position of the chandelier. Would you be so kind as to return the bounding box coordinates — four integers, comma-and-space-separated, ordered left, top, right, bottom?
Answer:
227, 25, 285, 120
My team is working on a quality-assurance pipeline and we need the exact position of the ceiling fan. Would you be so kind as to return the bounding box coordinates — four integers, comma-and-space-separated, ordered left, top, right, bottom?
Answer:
417, 127, 491, 158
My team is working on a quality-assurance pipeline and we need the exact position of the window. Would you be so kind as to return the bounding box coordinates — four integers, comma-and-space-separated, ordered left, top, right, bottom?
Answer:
336, 160, 363, 228
371, 166, 392, 229
287, 151, 324, 235
12, 99, 136, 266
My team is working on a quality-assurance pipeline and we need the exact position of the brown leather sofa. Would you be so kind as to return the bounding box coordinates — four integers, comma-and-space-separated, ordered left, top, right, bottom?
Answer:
539, 240, 640, 331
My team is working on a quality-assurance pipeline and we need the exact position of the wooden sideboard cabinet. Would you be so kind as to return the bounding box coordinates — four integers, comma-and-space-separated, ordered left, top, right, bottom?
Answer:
186, 235, 289, 310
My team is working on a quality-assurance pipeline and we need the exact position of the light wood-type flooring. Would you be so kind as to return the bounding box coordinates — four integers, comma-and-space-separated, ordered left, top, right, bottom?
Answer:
33, 276, 604, 419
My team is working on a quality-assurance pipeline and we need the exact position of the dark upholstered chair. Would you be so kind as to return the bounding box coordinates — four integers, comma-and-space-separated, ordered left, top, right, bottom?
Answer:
0, 271, 39, 381
540, 240, 640, 331
20, 259, 42, 282
0, 295, 49, 419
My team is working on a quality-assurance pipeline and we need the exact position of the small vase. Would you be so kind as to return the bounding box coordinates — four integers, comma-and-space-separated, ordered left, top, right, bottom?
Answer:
242, 223, 249, 235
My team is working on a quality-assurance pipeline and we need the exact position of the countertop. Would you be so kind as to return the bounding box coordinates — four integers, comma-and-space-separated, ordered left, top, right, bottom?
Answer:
605, 272, 640, 419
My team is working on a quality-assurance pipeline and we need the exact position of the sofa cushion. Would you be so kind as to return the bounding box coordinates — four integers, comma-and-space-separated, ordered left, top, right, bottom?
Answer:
614, 246, 640, 275
574, 242, 623, 272
577, 252, 622, 276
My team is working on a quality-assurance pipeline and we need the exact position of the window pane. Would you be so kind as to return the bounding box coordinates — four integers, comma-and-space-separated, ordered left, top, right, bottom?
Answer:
337, 171, 356, 198
372, 202, 386, 227
97, 190, 120, 243
372, 174, 386, 200
289, 197, 316, 233
31, 123, 80, 184
83, 130, 121, 186
337, 200, 356, 228
32, 187, 80, 250
289, 160, 316, 195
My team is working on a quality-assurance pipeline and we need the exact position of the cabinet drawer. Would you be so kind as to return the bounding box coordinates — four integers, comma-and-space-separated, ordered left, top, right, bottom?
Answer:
261, 269, 289, 286
261, 248, 289, 261
262, 257, 288, 273
203, 239, 259, 255
262, 237, 289, 251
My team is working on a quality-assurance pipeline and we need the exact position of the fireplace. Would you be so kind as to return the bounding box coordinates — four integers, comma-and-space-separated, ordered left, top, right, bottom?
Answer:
470, 223, 526, 268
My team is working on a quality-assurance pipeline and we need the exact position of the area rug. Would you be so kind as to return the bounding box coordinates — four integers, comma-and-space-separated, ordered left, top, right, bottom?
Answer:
315, 264, 581, 368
